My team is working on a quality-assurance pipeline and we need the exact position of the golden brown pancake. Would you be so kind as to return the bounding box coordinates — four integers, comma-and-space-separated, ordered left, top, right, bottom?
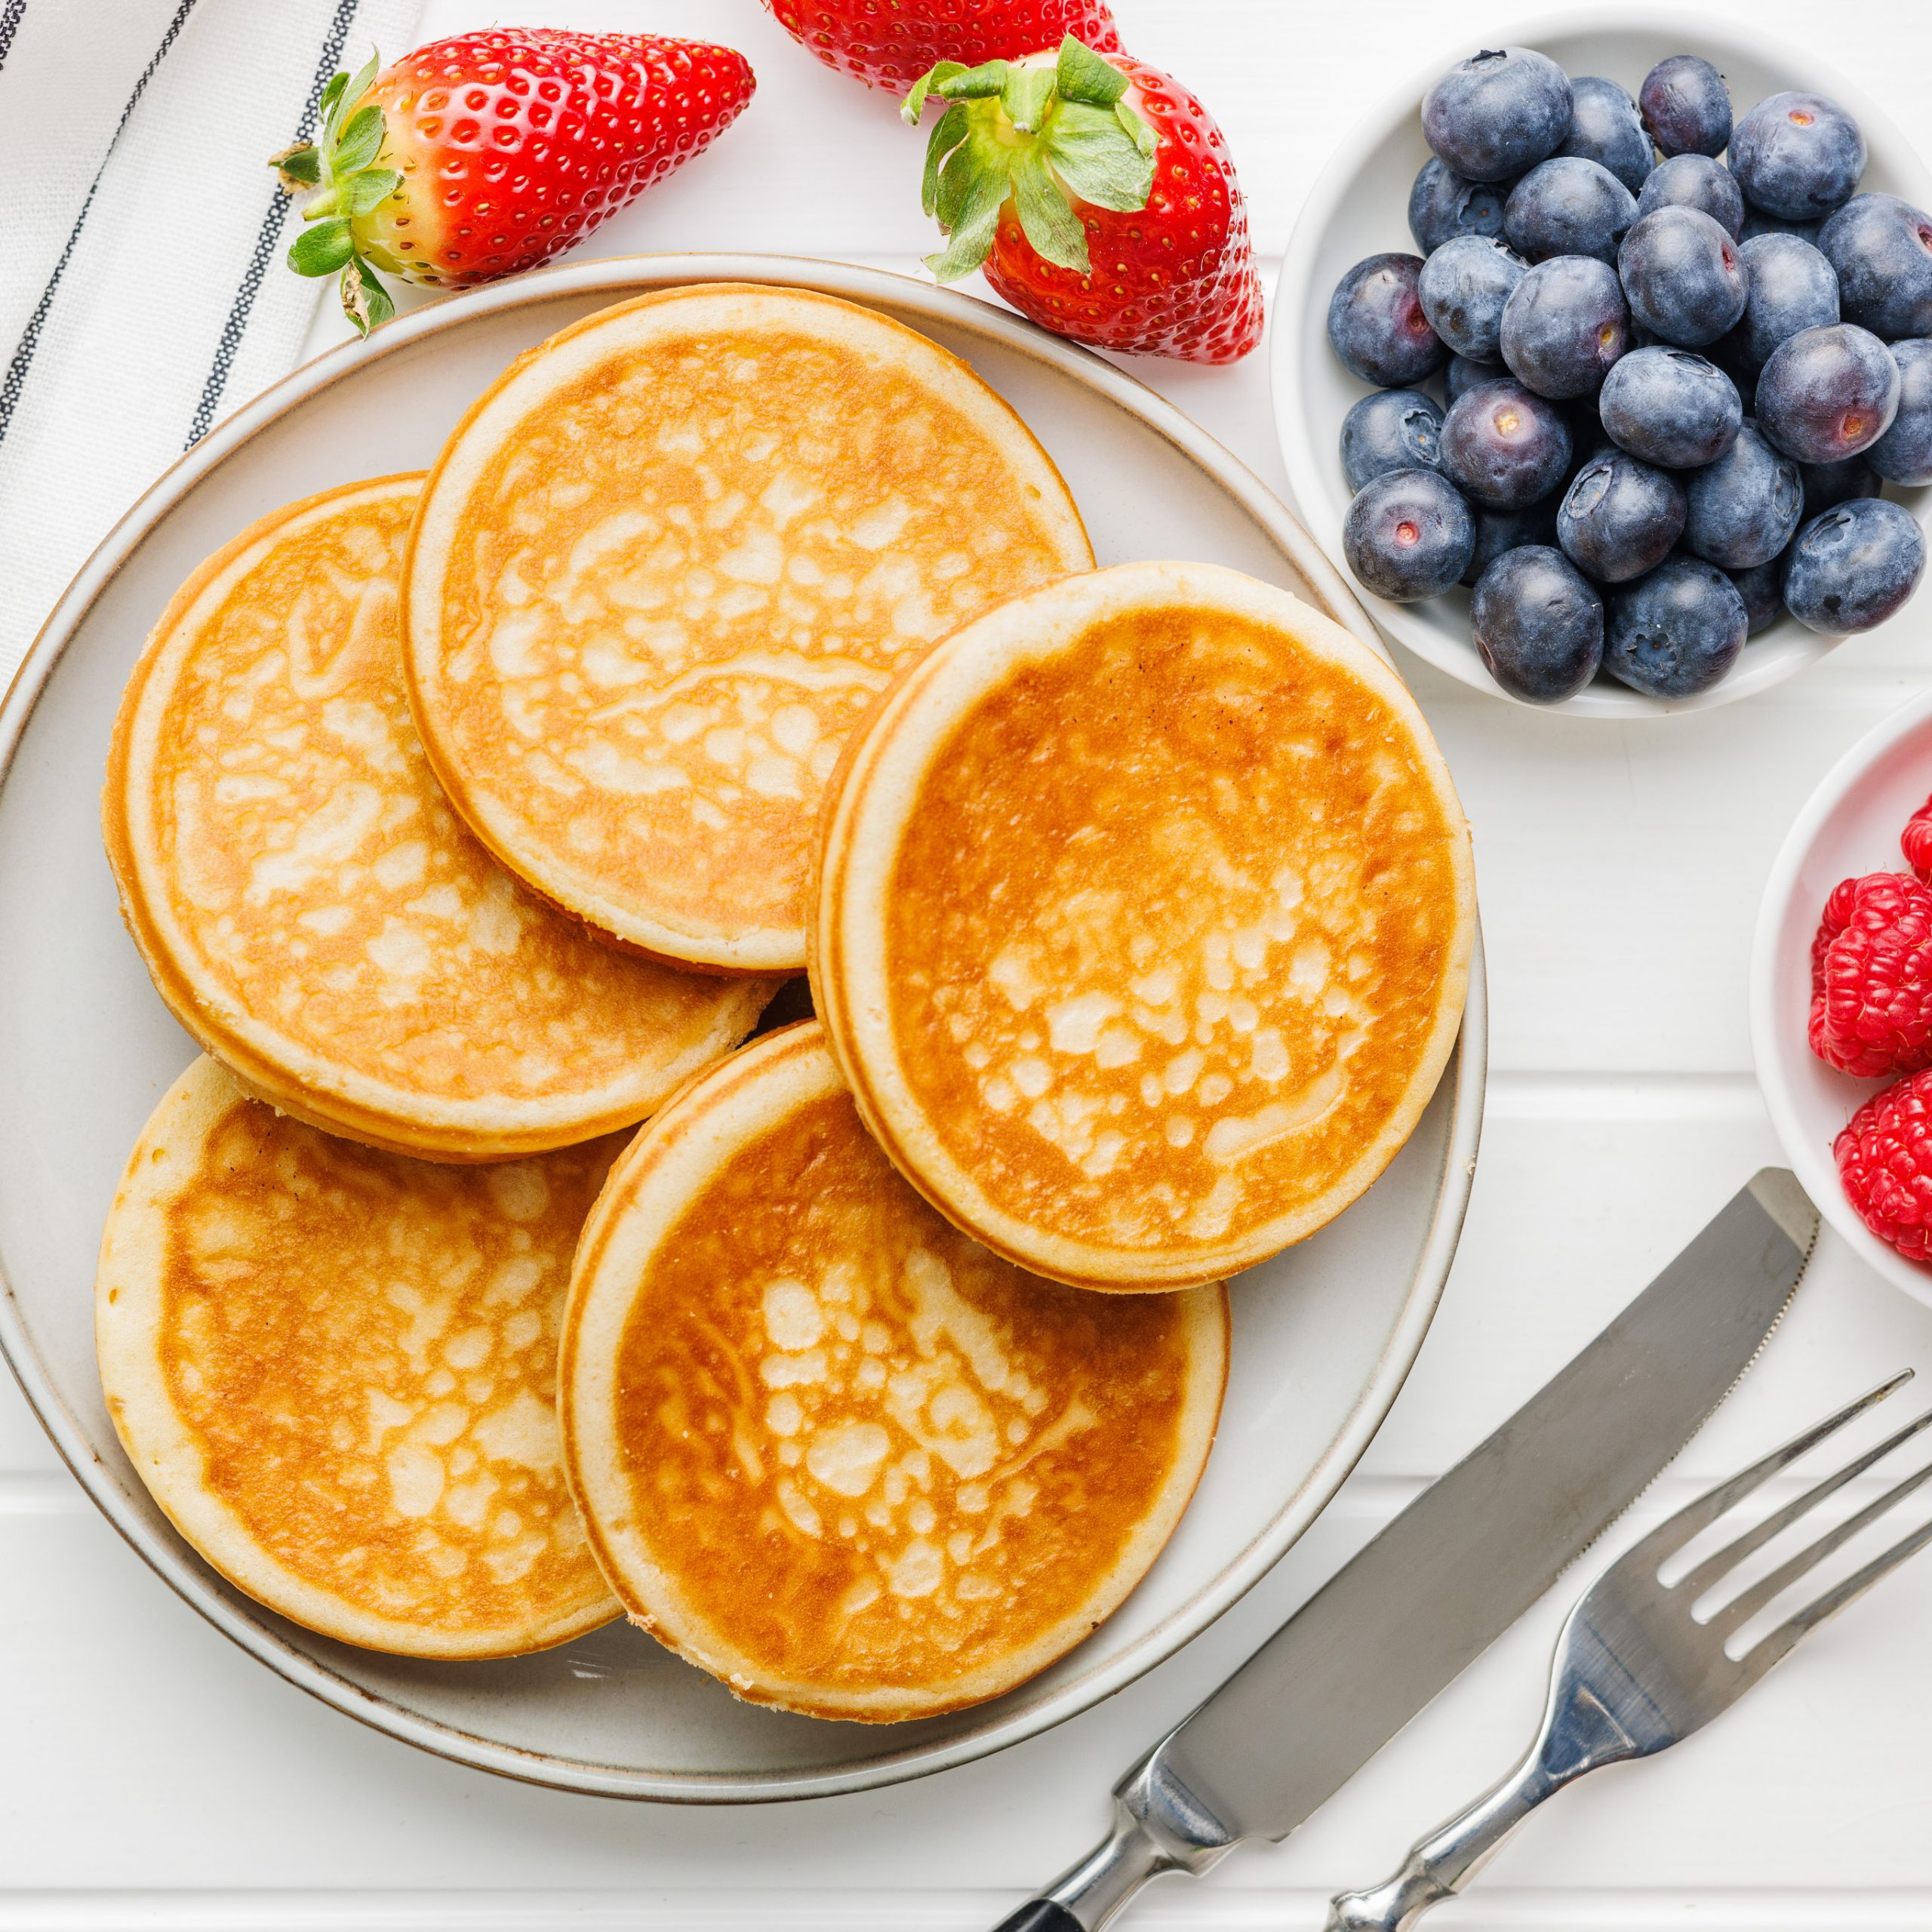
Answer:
561, 1023, 1226, 1721
402, 285, 1094, 974
96, 1057, 621, 1659
812, 561, 1476, 1292
103, 475, 768, 1161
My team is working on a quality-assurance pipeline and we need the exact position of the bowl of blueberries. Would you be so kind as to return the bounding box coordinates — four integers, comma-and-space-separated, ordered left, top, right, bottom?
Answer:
1275, 10, 1932, 712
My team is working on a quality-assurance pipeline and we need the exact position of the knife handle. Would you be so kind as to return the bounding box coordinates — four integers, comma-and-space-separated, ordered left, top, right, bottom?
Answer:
988, 1905, 1083, 1932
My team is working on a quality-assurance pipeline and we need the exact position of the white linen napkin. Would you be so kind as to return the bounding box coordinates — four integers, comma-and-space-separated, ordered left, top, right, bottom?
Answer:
0, 0, 420, 688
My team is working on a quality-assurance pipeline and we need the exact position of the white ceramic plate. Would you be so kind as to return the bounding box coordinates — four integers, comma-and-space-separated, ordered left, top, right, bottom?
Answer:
1753, 690, 1932, 1309
0, 254, 1485, 1801
1273, 8, 1932, 717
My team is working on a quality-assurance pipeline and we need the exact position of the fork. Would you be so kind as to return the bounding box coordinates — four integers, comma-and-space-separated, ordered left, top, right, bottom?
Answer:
1326, 1371, 1932, 1932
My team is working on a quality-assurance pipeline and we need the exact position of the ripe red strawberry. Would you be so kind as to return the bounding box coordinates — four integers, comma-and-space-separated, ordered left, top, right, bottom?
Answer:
903, 36, 1262, 364
763, 0, 1120, 92
1809, 871, 1932, 1078
1836, 1068, 1932, 1262
273, 32, 755, 333
1903, 793, 1932, 881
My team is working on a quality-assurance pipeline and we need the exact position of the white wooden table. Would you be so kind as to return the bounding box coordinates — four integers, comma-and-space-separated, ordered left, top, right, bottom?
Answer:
9, 1, 1932, 1924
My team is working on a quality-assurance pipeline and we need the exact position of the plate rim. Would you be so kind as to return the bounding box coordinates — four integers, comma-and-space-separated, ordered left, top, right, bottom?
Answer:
1750, 685, 1932, 1309
0, 251, 1487, 1802
1269, 5, 1932, 718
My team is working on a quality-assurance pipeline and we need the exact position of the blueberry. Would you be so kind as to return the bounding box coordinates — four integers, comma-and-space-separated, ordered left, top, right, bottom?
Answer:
1557, 450, 1687, 581
1460, 497, 1560, 586
1683, 420, 1804, 567
1869, 339, 1932, 486
1755, 322, 1900, 463
1598, 346, 1741, 467
1740, 210, 1823, 245
1343, 469, 1477, 601
1618, 206, 1749, 347
1730, 91, 1866, 223
1504, 157, 1638, 265
1727, 234, 1838, 369
1340, 389, 1447, 492
1329, 254, 1447, 386
1447, 353, 1507, 402
1423, 47, 1573, 185
1441, 378, 1574, 507
1725, 556, 1786, 635
1606, 558, 1749, 695
1418, 236, 1528, 361
1798, 454, 1881, 513
1499, 255, 1629, 398
1638, 57, 1732, 160
1558, 75, 1654, 195
1407, 158, 1514, 254
1783, 497, 1927, 632
1472, 546, 1606, 701
1636, 154, 1744, 240
1818, 194, 1932, 341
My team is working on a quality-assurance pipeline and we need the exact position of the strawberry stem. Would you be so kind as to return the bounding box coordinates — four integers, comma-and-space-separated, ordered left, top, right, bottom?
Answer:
902, 35, 1153, 283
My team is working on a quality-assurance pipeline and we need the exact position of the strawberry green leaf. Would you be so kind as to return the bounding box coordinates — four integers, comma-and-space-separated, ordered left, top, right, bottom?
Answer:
340, 254, 395, 337
925, 162, 1011, 281
1054, 35, 1127, 109
288, 217, 355, 278
921, 105, 968, 218
1115, 100, 1158, 158
1001, 63, 1057, 134
316, 71, 348, 138
936, 59, 1011, 101
1013, 149, 1089, 272
345, 166, 401, 217
336, 48, 380, 128
333, 103, 386, 176
269, 143, 321, 189
902, 60, 965, 125
1045, 102, 1155, 211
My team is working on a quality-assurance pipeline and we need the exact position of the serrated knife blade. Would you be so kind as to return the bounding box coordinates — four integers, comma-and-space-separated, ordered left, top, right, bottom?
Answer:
991, 1168, 1817, 1932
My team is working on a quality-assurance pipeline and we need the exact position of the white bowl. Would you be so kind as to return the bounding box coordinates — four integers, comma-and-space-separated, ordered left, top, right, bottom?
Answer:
1752, 690, 1932, 1309
1273, 8, 1932, 717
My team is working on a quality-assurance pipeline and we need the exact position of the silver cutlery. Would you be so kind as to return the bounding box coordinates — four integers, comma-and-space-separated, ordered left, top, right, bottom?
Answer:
1328, 1371, 1932, 1930
990, 1170, 1816, 1932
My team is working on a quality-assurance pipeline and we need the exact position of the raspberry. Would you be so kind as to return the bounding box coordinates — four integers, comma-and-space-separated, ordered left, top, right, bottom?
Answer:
1903, 793, 1932, 882
1836, 1069, 1932, 1263
1808, 871, 1932, 1078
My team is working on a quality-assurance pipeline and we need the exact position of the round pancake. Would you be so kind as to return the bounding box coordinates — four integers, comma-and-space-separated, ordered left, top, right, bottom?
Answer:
401, 284, 1094, 974
96, 1057, 622, 1659
812, 561, 1476, 1292
561, 1023, 1226, 1721
104, 475, 769, 1161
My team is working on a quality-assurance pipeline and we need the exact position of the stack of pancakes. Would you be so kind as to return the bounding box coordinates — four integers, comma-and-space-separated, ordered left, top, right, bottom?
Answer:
95, 285, 1472, 1718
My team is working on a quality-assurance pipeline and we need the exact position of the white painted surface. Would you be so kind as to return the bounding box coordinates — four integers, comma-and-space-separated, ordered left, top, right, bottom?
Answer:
9, 0, 1932, 1921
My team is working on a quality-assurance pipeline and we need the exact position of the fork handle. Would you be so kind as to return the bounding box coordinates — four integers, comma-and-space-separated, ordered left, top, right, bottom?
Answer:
1324, 1755, 1557, 1932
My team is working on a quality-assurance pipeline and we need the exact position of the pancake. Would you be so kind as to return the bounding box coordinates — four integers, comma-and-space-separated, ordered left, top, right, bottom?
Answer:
401, 284, 1094, 974
104, 475, 769, 1162
561, 1023, 1226, 1721
96, 1057, 622, 1659
812, 560, 1476, 1292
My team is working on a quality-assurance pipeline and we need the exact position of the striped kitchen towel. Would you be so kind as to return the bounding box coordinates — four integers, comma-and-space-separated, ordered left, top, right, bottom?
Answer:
0, 0, 419, 688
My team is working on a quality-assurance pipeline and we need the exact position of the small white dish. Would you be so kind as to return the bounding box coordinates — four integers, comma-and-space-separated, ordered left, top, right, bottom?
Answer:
1274, 8, 1932, 717
1752, 689, 1932, 1309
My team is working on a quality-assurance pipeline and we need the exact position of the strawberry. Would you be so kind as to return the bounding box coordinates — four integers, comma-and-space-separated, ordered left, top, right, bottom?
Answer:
762, 0, 1120, 94
903, 36, 1262, 364
273, 32, 755, 334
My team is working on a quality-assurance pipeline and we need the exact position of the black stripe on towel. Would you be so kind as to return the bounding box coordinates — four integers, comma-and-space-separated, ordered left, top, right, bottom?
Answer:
0, 0, 200, 449
185, 0, 363, 448
0, 0, 29, 77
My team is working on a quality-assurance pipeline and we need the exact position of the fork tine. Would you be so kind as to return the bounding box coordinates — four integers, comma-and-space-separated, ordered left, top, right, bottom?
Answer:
1715, 1446, 1932, 1634
1623, 1371, 1912, 1572
1745, 1512, 1932, 1670
1678, 1401, 1932, 1603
